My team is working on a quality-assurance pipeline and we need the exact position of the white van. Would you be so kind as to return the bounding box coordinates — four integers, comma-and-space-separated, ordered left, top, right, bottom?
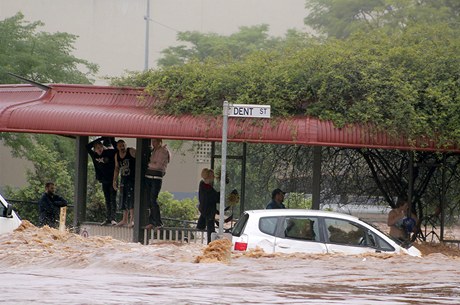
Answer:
0, 193, 22, 235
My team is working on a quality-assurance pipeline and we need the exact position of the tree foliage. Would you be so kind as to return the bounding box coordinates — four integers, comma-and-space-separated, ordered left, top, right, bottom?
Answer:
117, 24, 460, 148
304, 0, 460, 39
158, 192, 198, 226
3, 140, 74, 224
0, 13, 100, 222
112, 0, 460, 230
0, 12, 98, 84
157, 25, 304, 68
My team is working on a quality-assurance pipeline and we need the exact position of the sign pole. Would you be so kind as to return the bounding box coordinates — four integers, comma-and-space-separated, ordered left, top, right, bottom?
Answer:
217, 101, 270, 239
218, 101, 229, 237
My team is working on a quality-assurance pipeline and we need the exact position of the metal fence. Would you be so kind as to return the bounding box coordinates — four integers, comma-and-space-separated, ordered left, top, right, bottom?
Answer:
144, 226, 207, 245
79, 222, 207, 245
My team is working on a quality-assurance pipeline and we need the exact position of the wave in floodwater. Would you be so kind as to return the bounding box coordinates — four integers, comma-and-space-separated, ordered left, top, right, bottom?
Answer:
1, 221, 460, 305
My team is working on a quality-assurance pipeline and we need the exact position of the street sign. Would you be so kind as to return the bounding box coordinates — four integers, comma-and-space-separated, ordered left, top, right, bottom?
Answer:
228, 104, 271, 118
216, 101, 271, 240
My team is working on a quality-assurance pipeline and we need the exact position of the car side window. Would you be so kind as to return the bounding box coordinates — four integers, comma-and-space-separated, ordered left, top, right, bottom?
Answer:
0, 203, 6, 218
283, 217, 320, 241
259, 217, 279, 236
374, 234, 395, 251
324, 218, 367, 246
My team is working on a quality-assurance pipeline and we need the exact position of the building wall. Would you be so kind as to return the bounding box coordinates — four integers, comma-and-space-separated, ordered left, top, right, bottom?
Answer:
0, 0, 308, 84
161, 141, 208, 198
0, 142, 32, 190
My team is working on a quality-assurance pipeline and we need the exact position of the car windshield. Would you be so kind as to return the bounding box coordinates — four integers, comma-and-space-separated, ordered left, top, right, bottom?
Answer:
360, 218, 413, 249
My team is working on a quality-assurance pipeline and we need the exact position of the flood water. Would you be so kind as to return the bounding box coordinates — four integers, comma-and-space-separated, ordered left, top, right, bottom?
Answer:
1, 221, 460, 305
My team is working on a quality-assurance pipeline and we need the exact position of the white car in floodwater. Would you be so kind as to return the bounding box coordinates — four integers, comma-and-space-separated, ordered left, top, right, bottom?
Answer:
0, 194, 22, 235
231, 209, 421, 257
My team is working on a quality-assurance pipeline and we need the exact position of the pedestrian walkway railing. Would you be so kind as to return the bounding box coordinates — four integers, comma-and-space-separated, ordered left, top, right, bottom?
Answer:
144, 226, 207, 245
78, 219, 207, 245
79, 222, 134, 242
443, 239, 460, 249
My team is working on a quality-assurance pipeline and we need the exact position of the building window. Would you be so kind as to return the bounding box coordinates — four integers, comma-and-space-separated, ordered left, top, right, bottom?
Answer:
194, 142, 211, 163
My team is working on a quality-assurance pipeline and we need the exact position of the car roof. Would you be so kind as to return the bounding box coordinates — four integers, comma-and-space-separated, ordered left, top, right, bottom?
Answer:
244, 209, 361, 222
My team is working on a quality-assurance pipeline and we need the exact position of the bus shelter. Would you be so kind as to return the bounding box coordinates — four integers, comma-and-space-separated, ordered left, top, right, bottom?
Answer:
1, 83, 458, 243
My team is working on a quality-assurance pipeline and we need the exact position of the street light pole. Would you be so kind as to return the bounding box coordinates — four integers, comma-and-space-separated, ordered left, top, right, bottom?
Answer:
144, 0, 150, 71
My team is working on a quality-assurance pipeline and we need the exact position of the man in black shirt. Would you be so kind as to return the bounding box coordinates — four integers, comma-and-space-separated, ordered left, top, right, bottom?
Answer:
266, 188, 286, 209
86, 137, 117, 225
113, 139, 136, 227
38, 182, 68, 228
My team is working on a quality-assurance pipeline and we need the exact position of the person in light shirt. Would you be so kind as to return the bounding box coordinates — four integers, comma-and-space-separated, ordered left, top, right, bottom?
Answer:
144, 138, 170, 230
387, 198, 418, 242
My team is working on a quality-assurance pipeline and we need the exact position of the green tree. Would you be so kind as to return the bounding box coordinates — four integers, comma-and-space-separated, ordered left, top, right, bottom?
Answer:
158, 191, 198, 226
304, 0, 460, 39
157, 25, 294, 68
0, 13, 100, 223
0, 12, 98, 83
124, 25, 459, 147
285, 193, 312, 209
305, 0, 387, 39
4, 142, 73, 225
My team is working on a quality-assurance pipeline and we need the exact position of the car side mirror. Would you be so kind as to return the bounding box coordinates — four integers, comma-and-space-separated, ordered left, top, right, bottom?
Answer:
5, 204, 13, 218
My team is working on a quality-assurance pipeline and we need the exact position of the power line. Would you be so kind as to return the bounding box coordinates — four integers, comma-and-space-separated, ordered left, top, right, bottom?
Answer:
145, 17, 180, 33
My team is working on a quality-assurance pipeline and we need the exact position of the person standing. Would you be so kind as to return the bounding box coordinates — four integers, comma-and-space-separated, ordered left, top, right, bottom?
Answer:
266, 188, 286, 209
38, 182, 68, 228
145, 138, 170, 230
197, 168, 220, 244
387, 199, 418, 242
86, 136, 118, 226
113, 139, 136, 227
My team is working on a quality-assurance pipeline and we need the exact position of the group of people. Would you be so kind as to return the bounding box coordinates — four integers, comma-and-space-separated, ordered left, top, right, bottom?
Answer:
86, 136, 170, 229
37, 136, 171, 229
40, 137, 418, 244
197, 168, 289, 244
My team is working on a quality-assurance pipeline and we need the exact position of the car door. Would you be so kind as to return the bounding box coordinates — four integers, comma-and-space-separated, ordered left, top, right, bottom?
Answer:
0, 196, 21, 235
274, 216, 327, 254
323, 217, 383, 255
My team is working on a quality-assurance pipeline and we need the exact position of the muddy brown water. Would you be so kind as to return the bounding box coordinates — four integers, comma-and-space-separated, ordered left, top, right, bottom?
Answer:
1, 221, 459, 304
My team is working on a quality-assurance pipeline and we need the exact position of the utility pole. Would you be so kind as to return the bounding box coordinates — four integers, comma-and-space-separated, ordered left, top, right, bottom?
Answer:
144, 0, 150, 71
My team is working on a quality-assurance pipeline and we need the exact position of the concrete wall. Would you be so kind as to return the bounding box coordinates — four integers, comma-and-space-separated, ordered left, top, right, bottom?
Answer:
0, 142, 32, 190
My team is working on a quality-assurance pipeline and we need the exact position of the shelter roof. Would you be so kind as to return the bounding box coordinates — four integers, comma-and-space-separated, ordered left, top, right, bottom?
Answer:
0, 83, 456, 152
